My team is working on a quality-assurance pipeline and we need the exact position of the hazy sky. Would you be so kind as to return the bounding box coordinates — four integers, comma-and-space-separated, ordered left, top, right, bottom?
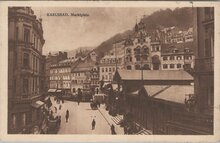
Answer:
32, 7, 166, 55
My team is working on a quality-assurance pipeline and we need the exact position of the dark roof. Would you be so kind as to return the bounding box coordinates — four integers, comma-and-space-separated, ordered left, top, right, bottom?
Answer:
115, 70, 193, 81
161, 42, 194, 56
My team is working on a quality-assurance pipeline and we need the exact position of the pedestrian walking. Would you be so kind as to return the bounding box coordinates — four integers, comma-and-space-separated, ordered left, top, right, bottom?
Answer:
58, 116, 61, 127
59, 104, 62, 110
96, 88, 99, 94
65, 110, 69, 123
91, 119, 96, 130
111, 124, 116, 134
54, 106, 57, 113
62, 98, 64, 104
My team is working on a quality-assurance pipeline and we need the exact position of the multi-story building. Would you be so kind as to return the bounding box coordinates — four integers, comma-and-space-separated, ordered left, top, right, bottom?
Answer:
124, 22, 152, 70
184, 27, 194, 42
71, 56, 97, 94
160, 26, 193, 44
49, 58, 75, 95
99, 55, 122, 82
194, 7, 214, 115
45, 51, 67, 93
161, 42, 195, 70
8, 7, 46, 133
99, 42, 124, 83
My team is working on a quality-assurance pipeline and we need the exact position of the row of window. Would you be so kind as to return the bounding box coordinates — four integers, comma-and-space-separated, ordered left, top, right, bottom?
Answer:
162, 63, 191, 69
91, 81, 99, 85
101, 67, 116, 73
101, 74, 113, 81
166, 36, 193, 44
126, 64, 150, 70
50, 75, 70, 80
101, 58, 122, 64
50, 68, 71, 74
162, 55, 192, 61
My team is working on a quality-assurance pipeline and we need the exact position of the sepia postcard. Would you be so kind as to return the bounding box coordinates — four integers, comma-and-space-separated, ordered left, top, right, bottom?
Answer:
0, 1, 220, 142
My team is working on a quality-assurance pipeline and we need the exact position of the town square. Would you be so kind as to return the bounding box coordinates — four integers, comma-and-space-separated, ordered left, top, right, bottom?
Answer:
7, 6, 214, 135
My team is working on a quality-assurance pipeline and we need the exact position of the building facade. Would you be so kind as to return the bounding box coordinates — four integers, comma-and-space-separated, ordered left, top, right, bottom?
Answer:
45, 51, 68, 94
71, 55, 98, 95
49, 58, 75, 95
8, 7, 46, 133
99, 55, 121, 82
194, 7, 214, 115
124, 22, 152, 70
161, 42, 195, 70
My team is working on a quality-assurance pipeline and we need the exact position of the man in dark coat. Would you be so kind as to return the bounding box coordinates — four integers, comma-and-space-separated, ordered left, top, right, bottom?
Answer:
65, 110, 69, 122
91, 119, 96, 130
111, 124, 116, 134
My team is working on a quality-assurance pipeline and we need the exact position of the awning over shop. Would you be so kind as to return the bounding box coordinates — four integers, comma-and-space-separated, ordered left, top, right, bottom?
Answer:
48, 89, 57, 92
31, 101, 44, 108
56, 90, 62, 92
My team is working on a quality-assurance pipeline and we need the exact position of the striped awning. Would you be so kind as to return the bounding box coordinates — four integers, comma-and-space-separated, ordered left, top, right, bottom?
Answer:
136, 129, 152, 135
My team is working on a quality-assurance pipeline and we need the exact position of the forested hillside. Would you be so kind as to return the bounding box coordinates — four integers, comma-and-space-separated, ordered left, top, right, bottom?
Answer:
94, 7, 194, 59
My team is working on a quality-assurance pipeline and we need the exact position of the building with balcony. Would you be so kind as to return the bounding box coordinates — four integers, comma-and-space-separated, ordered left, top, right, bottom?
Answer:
8, 7, 46, 133
194, 7, 214, 115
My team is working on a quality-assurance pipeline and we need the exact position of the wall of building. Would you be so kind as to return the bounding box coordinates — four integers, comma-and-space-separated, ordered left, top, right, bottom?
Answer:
194, 7, 214, 114
8, 7, 45, 133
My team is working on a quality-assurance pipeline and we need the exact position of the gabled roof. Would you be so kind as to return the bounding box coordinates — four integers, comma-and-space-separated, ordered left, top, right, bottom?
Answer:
115, 70, 193, 81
